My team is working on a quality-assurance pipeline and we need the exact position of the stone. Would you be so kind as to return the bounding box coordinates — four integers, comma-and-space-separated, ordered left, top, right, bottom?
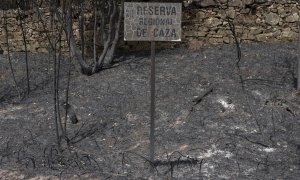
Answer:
270, 8, 277, 13
217, 29, 228, 37
218, 0, 227, 4
196, 0, 217, 7
204, 17, 223, 27
274, 0, 285, 4
243, 32, 256, 40
265, 13, 280, 25
226, 7, 236, 19
208, 37, 223, 44
196, 11, 208, 19
277, 5, 286, 16
185, 30, 207, 37
228, 0, 244, 7
281, 28, 298, 40
255, 0, 268, 4
223, 37, 231, 43
249, 27, 263, 34
208, 34, 223, 38
245, 0, 255, 5
196, 31, 208, 37
256, 32, 273, 41
240, 8, 251, 14
285, 13, 299, 23
236, 15, 256, 25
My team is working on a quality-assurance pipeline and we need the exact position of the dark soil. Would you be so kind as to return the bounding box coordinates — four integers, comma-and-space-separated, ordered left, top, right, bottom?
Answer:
1, 42, 300, 179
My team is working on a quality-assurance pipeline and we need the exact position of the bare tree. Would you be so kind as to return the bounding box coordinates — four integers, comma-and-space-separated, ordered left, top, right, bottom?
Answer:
31, 0, 123, 76
63, 0, 124, 75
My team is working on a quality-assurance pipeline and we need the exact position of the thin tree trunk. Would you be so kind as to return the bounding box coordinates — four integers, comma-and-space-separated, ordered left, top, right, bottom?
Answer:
99, 2, 106, 45
65, 4, 92, 75
51, 5, 61, 150
297, 20, 300, 90
93, 3, 97, 64
3, 10, 21, 99
107, 0, 124, 65
64, 43, 72, 144
79, 0, 85, 60
56, 27, 65, 137
92, 0, 117, 73
17, 4, 30, 95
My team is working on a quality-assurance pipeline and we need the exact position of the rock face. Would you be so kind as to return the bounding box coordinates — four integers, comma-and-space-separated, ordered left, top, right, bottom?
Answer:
0, 0, 299, 53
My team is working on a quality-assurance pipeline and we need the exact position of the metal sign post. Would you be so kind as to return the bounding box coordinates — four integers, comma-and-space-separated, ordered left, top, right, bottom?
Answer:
124, 2, 182, 164
149, 41, 156, 163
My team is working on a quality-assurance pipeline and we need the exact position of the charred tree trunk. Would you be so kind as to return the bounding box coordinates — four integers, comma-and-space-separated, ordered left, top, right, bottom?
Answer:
3, 10, 21, 98
17, 0, 30, 95
63, 0, 124, 75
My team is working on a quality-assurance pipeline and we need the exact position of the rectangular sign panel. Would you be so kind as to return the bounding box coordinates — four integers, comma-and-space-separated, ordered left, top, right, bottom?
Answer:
124, 2, 182, 41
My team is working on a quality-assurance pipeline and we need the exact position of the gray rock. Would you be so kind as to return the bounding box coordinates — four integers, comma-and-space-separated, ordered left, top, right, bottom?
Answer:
265, 13, 280, 26
285, 13, 299, 23
281, 28, 298, 40
245, 0, 255, 5
197, 0, 217, 7
204, 17, 223, 27
228, 0, 244, 7
255, 0, 267, 3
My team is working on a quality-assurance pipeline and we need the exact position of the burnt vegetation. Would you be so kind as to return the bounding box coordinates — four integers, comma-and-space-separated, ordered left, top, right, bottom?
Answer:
1, 0, 300, 179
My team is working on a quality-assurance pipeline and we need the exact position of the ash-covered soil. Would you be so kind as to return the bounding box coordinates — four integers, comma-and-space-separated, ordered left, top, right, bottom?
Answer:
1, 42, 300, 179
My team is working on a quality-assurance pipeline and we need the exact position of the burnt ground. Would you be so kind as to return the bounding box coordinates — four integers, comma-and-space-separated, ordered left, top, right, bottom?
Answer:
1, 42, 300, 179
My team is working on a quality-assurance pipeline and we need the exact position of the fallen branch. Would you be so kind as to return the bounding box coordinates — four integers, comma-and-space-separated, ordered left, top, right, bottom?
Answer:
236, 134, 269, 148
192, 86, 214, 106
189, 85, 214, 113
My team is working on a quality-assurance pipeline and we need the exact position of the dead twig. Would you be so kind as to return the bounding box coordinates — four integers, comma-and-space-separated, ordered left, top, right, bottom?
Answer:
235, 133, 269, 148
189, 85, 214, 112
69, 124, 99, 145
227, 17, 262, 134
192, 86, 214, 106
